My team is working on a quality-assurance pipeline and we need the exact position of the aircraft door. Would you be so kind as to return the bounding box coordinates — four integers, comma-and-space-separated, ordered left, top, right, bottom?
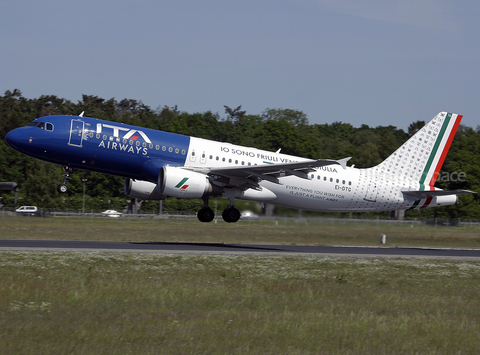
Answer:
68, 119, 85, 147
189, 149, 197, 162
364, 178, 378, 202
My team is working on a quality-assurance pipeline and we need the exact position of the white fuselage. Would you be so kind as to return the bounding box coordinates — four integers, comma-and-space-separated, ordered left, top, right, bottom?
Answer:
185, 137, 418, 212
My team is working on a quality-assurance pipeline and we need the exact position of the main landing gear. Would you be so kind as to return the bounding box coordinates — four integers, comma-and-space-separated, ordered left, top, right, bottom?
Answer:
57, 166, 72, 194
222, 206, 241, 223
197, 206, 215, 223
197, 196, 241, 223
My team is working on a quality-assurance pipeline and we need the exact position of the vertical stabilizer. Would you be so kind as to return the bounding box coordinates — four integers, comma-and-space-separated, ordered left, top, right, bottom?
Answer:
373, 112, 462, 190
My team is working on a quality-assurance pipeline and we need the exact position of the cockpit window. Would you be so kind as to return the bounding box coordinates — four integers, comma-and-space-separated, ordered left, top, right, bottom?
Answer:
32, 121, 53, 131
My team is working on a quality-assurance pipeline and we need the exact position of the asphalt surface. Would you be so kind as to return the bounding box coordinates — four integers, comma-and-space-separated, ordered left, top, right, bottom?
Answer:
1, 239, 479, 259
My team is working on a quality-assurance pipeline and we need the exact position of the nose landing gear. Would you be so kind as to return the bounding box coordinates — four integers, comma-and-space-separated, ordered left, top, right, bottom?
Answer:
57, 166, 72, 194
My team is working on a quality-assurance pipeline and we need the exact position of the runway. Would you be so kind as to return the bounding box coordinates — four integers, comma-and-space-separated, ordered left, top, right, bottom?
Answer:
1, 239, 479, 259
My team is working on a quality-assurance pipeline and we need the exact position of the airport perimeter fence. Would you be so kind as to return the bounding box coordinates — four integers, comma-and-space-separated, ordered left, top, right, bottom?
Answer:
1, 207, 479, 227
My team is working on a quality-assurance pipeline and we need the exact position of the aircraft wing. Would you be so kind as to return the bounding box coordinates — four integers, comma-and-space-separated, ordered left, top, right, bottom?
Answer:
190, 157, 351, 190
402, 189, 476, 198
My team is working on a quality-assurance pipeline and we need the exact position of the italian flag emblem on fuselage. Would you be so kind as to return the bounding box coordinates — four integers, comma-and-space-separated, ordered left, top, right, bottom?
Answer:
175, 177, 189, 190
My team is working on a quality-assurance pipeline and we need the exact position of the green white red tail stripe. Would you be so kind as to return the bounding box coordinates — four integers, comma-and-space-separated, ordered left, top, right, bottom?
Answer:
417, 112, 462, 208
419, 113, 463, 191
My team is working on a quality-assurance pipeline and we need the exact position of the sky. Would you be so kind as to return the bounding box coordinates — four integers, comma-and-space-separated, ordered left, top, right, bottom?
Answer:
1, 0, 479, 130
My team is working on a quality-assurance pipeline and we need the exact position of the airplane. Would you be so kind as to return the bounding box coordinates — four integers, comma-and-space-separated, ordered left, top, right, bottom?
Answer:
5, 111, 475, 223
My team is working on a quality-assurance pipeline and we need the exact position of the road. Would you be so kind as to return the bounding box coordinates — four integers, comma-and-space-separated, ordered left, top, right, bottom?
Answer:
1, 239, 479, 259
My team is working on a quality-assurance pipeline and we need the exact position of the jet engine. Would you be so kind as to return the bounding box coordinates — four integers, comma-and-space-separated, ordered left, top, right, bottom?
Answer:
124, 179, 166, 200
159, 166, 218, 199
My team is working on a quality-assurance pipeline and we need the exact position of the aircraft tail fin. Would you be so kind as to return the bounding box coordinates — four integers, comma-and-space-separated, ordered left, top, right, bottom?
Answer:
373, 112, 462, 190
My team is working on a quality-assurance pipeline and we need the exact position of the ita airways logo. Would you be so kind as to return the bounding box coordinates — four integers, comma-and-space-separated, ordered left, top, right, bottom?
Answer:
175, 178, 189, 190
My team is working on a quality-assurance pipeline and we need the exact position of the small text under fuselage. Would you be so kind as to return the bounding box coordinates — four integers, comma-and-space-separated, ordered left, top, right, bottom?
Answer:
285, 185, 345, 202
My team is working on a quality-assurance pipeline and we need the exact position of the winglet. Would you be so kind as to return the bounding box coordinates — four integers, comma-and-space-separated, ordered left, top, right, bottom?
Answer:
336, 157, 351, 170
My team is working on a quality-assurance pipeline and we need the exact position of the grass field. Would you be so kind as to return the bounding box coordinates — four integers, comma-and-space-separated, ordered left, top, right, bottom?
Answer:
1, 215, 480, 354
1, 214, 480, 248
1, 252, 479, 354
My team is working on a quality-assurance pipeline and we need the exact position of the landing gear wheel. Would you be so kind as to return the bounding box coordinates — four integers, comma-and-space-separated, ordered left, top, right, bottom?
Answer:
58, 166, 73, 194
197, 207, 215, 223
222, 207, 240, 223
57, 183, 68, 194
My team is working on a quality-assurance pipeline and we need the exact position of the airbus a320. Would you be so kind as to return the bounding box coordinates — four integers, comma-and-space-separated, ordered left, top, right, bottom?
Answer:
5, 111, 474, 222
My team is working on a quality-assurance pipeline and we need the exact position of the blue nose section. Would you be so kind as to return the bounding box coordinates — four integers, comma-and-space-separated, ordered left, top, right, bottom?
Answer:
5, 129, 18, 149
5, 128, 29, 151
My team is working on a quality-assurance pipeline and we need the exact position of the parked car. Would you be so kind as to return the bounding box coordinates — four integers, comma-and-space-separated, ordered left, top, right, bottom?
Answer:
101, 210, 122, 218
240, 210, 259, 220
15, 206, 38, 215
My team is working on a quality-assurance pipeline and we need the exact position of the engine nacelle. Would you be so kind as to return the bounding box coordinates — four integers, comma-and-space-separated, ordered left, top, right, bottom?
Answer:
159, 166, 213, 199
124, 178, 166, 200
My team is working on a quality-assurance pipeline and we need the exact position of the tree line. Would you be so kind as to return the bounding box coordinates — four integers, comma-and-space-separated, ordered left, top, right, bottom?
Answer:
0, 90, 478, 219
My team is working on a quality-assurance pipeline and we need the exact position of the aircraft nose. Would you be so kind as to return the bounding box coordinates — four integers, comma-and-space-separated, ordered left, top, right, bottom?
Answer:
5, 128, 28, 151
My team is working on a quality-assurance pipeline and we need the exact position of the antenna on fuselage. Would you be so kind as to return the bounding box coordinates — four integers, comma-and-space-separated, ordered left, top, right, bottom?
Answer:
79, 111, 85, 117
275, 148, 281, 154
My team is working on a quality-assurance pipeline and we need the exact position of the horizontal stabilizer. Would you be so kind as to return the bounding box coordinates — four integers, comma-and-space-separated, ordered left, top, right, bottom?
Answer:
402, 190, 476, 199
336, 157, 351, 170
